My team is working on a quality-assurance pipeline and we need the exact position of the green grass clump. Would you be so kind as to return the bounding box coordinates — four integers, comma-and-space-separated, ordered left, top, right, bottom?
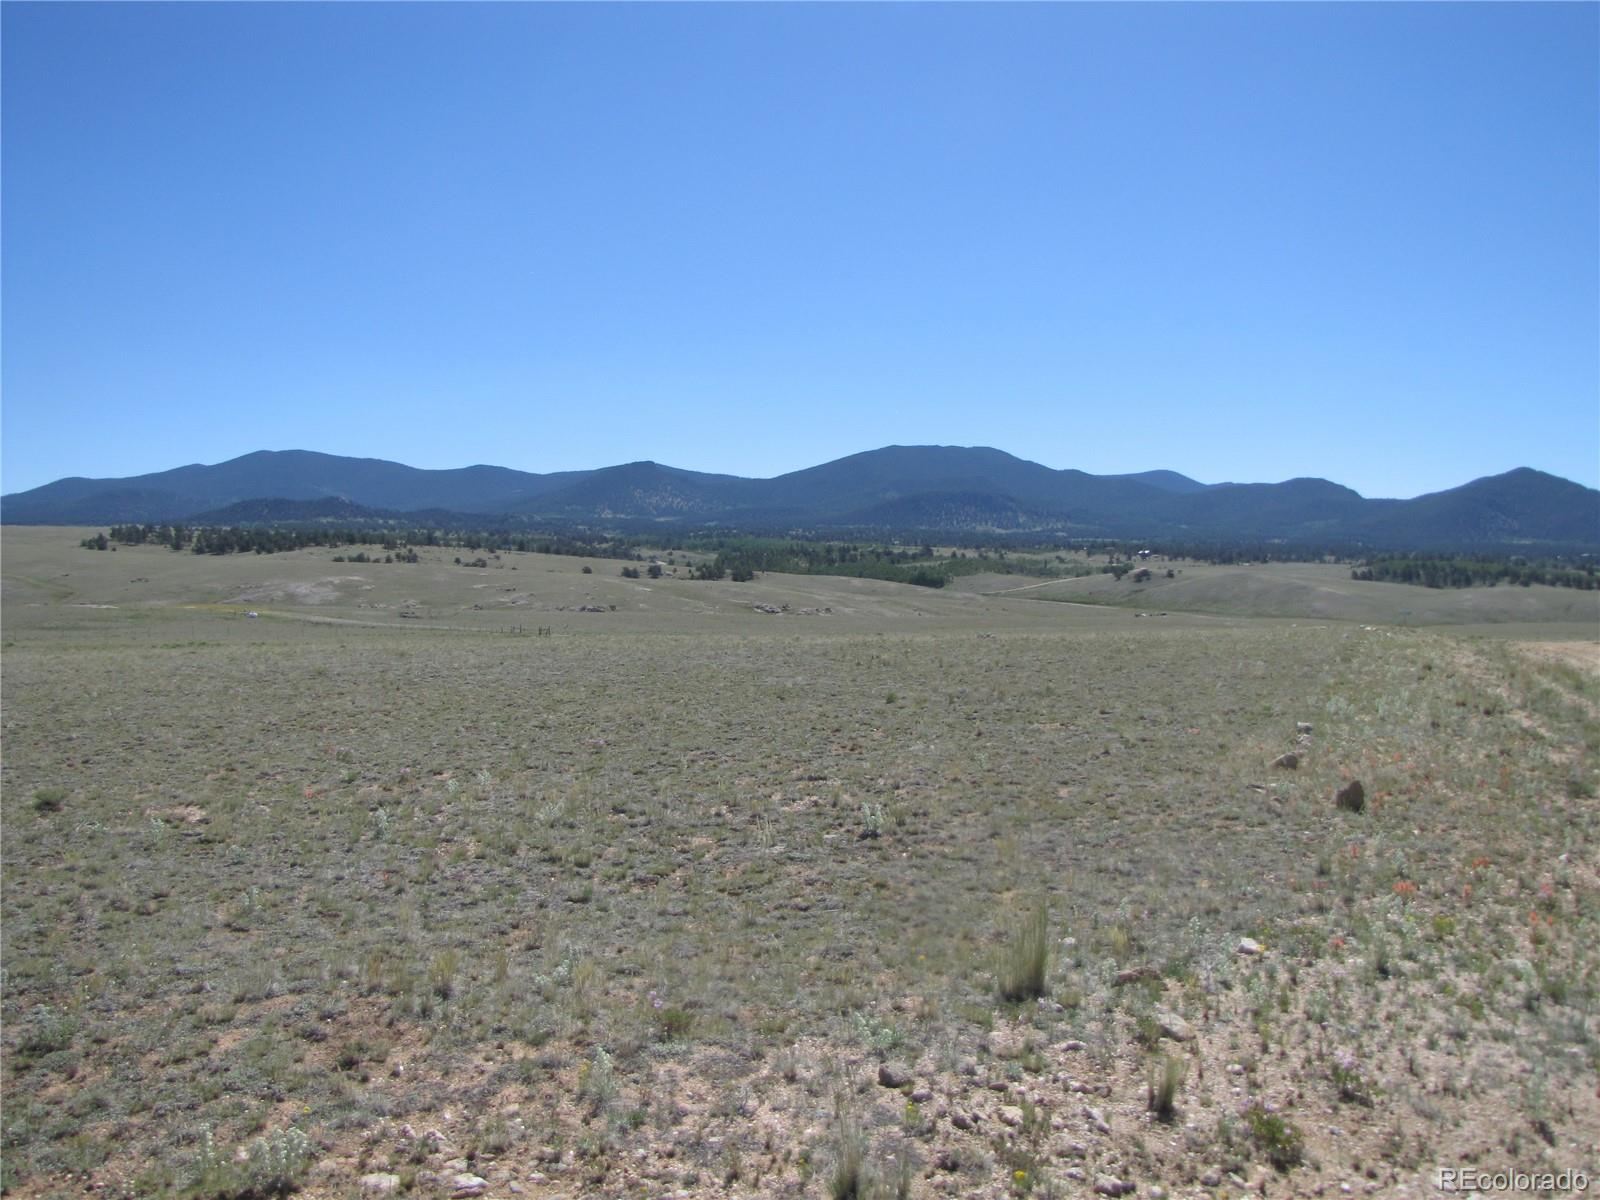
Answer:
998, 900, 1050, 1002
827, 1110, 868, 1200
1146, 1053, 1185, 1120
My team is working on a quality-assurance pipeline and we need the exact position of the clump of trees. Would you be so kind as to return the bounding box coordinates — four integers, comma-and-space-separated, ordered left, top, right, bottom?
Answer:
680, 538, 1076, 588
1352, 555, 1596, 590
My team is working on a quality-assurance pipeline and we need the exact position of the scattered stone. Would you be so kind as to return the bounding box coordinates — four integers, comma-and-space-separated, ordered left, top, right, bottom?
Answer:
910, 1087, 933, 1103
1237, 937, 1264, 956
877, 1062, 913, 1089
1156, 1010, 1195, 1042
450, 1175, 488, 1198
1065, 1167, 1087, 1182
1201, 1167, 1223, 1187
1094, 1175, 1135, 1196
1272, 752, 1299, 769
358, 1175, 401, 1195
1335, 780, 1366, 813
986, 1028, 1029, 1059
951, 1111, 976, 1131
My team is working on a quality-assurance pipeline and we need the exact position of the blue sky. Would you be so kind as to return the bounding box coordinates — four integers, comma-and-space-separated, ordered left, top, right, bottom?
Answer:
3, 2, 1596, 499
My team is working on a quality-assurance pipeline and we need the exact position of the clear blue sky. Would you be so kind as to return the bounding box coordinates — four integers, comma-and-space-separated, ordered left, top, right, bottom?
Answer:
3, 2, 1596, 498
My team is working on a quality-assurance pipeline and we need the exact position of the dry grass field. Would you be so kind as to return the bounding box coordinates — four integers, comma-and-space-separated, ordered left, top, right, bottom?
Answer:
3, 528, 1596, 1199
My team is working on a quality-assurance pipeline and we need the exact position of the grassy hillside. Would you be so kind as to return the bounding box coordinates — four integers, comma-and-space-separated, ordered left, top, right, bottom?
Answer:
979, 559, 1600, 626
3, 528, 1596, 1199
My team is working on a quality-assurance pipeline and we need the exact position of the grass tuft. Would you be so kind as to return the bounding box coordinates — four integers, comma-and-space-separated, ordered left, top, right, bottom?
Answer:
1146, 1053, 1185, 1120
998, 899, 1050, 1002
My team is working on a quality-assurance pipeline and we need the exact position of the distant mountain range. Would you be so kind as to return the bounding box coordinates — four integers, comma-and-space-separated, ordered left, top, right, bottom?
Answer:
4, 446, 1597, 551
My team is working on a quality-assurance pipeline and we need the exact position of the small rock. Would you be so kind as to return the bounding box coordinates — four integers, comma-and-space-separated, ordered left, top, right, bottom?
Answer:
450, 1175, 488, 1199
1201, 1168, 1223, 1187
1335, 780, 1365, 813
1272, 752, 1299, 769
1059, 1039, 1088, 1052
1296, 722, 1314, 734
951, 1111, 975, 1131
1156, 1010, 1195, 1042
1237, 937, 1264, 956
1114, 966, 1157, 986
987, 1029, 1028, 1059
358, 1175, 401, 1195
934, 1148, 961, 1171
1065, 1167, 1087, 1183
877, 1062, 913, 1089
910, 1087, 933, 1103
1094, 1175, 1134, 1196
998, 1106, 1023, 1128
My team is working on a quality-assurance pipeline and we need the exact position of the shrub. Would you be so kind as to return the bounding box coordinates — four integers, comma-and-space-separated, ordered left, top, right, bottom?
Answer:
998, 900, 1050, 1002
1246, 1105, 1304, 1171
191, 1125, 313, 1199
243, 1128, 313, 1197
578, 1046, 616, 1114
31, 788, 66, 813
652, 1005, 695, 1040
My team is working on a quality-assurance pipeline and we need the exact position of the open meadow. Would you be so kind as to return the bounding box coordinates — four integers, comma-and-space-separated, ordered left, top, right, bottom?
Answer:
3, 528, 1597, 1199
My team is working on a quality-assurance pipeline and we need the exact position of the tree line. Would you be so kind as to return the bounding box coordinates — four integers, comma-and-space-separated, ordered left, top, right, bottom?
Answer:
80, 523, 641, 561
1351, 555, 1597, 590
